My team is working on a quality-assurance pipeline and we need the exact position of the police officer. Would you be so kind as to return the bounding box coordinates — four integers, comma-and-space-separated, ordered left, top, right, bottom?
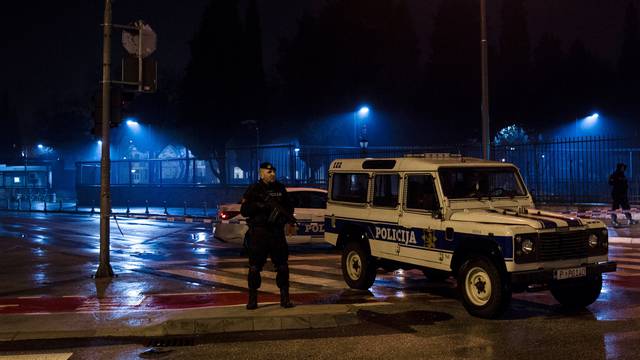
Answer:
609, 163, 637, 226
240, 162, 296, 310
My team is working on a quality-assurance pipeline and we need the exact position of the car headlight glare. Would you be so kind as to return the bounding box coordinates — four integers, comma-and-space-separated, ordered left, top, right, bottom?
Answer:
588, 234, 599, 248
521, 239, 534, 254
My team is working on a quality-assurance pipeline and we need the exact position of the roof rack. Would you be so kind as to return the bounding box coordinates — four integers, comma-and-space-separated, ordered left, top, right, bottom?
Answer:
403, 153, 463, 158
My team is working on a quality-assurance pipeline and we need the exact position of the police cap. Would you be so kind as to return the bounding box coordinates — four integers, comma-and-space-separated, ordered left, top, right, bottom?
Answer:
259, 162, 276, 171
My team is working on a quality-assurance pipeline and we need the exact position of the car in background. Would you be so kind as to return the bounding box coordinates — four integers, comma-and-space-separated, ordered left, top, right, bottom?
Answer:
214, 187, 327, 245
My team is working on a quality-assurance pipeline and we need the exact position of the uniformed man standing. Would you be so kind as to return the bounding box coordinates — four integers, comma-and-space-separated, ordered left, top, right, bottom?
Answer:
240, 162, 296, 310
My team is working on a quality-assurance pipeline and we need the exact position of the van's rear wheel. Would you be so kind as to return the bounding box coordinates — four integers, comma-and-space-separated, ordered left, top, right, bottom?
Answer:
458, 256, 511, 319
342, 242, 377, 290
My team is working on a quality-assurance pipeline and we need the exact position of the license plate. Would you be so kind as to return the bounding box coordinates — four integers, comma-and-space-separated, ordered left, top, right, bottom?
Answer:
554, 267, 587, 280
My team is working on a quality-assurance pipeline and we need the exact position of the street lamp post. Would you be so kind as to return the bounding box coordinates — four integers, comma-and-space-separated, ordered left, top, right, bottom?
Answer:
96, 0, 114, 278
480, 0, 491, 160
354, 106, 370, 150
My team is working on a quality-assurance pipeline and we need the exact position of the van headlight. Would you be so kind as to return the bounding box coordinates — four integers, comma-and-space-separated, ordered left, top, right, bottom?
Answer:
600, 229, 608, 247
588, 234, 599, 248
521, 239, 534, 254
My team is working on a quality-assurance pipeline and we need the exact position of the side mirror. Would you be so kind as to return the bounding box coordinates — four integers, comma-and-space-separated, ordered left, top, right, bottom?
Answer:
432, 208, 443, 219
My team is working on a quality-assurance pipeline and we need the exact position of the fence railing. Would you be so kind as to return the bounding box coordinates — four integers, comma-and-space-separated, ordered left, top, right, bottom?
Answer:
74, 137, 640, 204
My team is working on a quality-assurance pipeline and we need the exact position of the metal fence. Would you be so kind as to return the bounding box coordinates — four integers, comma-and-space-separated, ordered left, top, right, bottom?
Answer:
74, 137, 640, 204
495, 137, 640, 204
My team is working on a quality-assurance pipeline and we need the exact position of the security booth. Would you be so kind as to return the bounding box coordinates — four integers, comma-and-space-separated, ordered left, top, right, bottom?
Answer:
0, 163, 53, 203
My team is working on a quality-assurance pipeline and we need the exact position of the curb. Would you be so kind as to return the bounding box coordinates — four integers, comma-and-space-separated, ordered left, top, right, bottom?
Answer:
0, 303, 386, 342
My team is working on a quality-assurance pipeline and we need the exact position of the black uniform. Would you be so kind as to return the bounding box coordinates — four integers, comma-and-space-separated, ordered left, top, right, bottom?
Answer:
609, 163, 630, 211
240, 179, 294, 292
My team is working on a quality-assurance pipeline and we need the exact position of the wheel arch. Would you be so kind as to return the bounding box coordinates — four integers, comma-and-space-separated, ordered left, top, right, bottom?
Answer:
336, 223, 371, 253
451, 237, 508, 277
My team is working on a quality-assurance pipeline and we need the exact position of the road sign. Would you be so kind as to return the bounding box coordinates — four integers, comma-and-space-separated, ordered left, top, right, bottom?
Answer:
122, 20, 157, 58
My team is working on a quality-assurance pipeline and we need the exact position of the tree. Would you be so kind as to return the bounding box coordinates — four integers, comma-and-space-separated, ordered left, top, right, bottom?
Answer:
495, 0, 531, 130
277, 0, 420, 122
617, 0, 640, 116
424, 0, 481, 142
0, 91, 21, 158
530, 33, 566, 130
244, 0, 266, 121
180, 0, 253, 184
494, 124, 529, 145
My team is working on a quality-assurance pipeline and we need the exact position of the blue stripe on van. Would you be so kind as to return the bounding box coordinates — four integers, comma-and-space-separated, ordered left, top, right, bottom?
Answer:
325, 216, 513, 259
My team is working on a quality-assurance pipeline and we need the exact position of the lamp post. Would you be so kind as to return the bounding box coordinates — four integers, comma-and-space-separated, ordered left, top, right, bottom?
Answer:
356, 106, 370, 157
354, 106, 370, 148
480, 0, 491, 160
96, 0, 114, 278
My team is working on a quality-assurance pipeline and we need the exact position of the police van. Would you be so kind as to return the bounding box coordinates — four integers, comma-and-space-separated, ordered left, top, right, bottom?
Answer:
325, 154, 616, 318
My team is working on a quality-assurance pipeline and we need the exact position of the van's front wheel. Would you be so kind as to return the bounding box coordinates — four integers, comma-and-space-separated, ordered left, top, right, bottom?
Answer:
550, 274, 602, 309
342, 242, 377, 290
458, 256, 511, 319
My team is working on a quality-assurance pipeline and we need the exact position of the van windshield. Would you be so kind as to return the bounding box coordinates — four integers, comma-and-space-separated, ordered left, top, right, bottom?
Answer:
438, 167, 527, 199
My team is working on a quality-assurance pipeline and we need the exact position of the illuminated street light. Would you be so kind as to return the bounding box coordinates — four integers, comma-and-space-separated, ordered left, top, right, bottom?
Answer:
126, 118, 140, 127
584, 113, 599, 127
357, 106, 370, 118
37, 144, 44, 149
353, 105, 371, 146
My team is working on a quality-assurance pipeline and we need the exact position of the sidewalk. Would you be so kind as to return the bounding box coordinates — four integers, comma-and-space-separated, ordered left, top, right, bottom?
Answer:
0, 302, 376, 342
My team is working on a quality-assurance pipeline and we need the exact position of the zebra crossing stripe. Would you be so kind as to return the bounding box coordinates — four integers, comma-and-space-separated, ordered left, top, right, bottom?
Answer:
617, 263, 640, 271
259, 269, 346, 290
0, 354, 73, 360
289, 264, 343, 276
610, 256, 640, 263
610, 271, 640, 277
158, 268, 250, 291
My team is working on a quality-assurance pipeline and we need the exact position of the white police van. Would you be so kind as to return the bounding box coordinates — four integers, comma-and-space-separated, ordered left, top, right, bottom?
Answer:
325, 154, 616, 318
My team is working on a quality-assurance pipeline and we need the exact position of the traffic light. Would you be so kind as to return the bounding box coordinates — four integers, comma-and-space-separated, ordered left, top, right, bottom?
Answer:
91, 87, 137, 137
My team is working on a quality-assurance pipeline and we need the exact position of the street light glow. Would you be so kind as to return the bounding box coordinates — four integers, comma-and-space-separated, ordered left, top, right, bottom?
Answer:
37, 144, 44, 149
357, 106, 370, 118
583, 113, 599, 128
126, 119, 140, 127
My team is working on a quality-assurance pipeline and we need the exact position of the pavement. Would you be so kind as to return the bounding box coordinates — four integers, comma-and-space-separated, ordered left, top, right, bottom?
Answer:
1, 208, 640, 343
0, 301, 374, 341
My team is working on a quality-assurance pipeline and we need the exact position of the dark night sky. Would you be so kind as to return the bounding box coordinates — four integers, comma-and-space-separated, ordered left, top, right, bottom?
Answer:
0, 0, 630, 125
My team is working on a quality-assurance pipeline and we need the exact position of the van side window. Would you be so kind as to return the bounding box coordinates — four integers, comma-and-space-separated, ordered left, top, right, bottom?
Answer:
331, 173, 369, 203
406, 174, 439, 211
372, 174, 400, 207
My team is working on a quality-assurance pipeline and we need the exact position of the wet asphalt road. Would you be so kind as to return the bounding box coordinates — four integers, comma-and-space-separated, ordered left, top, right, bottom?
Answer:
0, 211, 640, 359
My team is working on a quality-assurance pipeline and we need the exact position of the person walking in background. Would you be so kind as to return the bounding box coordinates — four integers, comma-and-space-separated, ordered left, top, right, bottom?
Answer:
609, 163, 637, 226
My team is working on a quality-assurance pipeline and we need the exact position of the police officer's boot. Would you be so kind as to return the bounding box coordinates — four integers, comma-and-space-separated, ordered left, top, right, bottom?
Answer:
280, 288, 294, 308
246, 289, 258, 310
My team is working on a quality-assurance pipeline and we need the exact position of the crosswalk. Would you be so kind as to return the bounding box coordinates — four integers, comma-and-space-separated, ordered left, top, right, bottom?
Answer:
151, 245, 640, 295
609, 244, 640, 278
154, 253, 348, 295
0, 354, 73, 360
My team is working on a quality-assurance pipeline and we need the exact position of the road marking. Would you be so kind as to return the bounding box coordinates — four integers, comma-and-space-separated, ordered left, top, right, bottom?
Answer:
260, 269, 346, 289
158, 268, 282, 294
609, 271, 640, 277
617, 263, 640, 271
0, 354, 72, 360
289, 264, 343, 275
610, 256, 640, 263
150, 291, 238, 297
